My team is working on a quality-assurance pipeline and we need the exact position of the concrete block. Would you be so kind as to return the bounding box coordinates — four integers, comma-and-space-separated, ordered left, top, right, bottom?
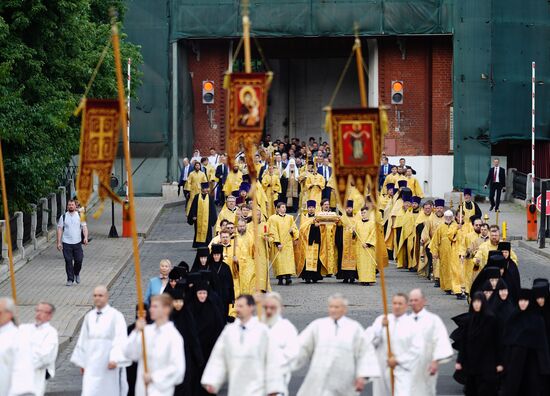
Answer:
15, 211, 24, 259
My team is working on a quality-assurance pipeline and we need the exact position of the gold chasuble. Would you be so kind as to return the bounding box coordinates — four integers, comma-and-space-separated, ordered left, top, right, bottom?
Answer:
296, 214, 327, 278
355, 216, 377, 283
320, 222, 338, 275
413, 210, 431, 272
393, 208, 415, 269
338, 215, 358, 272
234, 232, 255, 295
187, 193, 216, 248
421, 213, 445, 277
215, 206, 238, 234
196, 194, 210, 242
267, 213, 299, 277
261, 173, 281, 216
185, 170, 208, 215
429, 222, 461, 294
223, 169, 243, 197
304, 173, 325, 205
254, 181, 269, 220
255, 221, 271, 292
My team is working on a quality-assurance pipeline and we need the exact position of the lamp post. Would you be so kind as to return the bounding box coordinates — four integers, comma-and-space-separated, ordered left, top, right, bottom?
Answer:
109, 175, 119, 238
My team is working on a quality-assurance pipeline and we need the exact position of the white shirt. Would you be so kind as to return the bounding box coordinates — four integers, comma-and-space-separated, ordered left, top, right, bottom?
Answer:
266, 316, 299, 395
202, 316, 285, 396
125, 321, 185, 396
57, 211, 86, 245
494, 166, 500, 183
19, 322, 59, 396
0, 321, 35, 396
208, 154, 219, 167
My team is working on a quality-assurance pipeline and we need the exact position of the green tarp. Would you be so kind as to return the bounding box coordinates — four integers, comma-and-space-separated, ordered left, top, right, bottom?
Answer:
169, 0, 454, 40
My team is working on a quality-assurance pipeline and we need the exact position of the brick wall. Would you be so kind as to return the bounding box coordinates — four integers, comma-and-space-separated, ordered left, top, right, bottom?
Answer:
187, 37, 453, 157
187, 40, 229, 154
378, 36, 453, 156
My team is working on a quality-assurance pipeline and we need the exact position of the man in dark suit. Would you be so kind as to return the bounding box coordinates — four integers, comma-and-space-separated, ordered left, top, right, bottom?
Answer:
484, 158, 506, 211
379, 156, 393, 189
214, 154, 229, 205
318, 156, 332, 200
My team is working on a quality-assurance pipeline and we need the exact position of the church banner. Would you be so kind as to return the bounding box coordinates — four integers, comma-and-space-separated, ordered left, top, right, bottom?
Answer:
76, 98, 121, 208
326, 107, 386, 205
225, 72, 272, 178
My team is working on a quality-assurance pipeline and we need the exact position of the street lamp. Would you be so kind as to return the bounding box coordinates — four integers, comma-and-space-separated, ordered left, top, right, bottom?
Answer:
109, 175, 119, 238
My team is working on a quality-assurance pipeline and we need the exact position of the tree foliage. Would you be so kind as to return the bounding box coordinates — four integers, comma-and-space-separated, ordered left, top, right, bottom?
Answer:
0, 0, 142, 212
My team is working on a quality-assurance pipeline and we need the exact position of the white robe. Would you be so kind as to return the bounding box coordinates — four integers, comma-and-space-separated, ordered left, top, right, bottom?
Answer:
201, 316, 285, 396
409, 309, 454, 396
124, 321, 185, 396
19, 322, 59, 396
365, 314, 423, 396
294, 316, 378, 396
70, 305, 130, 396
0, 321, 35, 396
267, 316, 300, 396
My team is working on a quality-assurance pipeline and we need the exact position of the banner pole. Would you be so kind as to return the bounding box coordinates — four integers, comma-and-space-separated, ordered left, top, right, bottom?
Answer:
531, 61, 535, 202
0, 140, 17, 305
111, 18, 149, 384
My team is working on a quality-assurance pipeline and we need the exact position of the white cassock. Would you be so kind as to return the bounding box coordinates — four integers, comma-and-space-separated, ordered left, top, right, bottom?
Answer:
19, 322, 59, 396
70, 304, 130, 396
409, 308, 453, 396
201, 316, 285, 396
294, 316, 379, 396
124, 321, 185, 396
266, 315, 300, 396
0, 321, 35, 396
365, 314, 423, 396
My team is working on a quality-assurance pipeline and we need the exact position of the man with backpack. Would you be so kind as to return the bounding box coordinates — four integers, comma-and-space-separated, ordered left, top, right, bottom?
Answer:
57, 199, 88, 286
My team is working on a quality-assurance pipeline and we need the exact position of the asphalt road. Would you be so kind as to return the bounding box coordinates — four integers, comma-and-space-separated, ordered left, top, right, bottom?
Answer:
46, 205, 550, 395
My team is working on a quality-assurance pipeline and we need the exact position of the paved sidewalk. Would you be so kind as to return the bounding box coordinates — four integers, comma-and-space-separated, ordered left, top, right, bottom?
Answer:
0, 196, 183, 347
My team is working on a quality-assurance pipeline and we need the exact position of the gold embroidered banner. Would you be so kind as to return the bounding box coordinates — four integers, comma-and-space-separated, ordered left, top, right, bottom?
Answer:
326, 107, 387, 205
76, 99, 121, 209
225, 72, 272, 179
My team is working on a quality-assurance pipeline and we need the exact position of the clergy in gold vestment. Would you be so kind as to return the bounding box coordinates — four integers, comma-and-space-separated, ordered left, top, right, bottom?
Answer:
405, 168, 424, 198
262, 165, 282, 217
319, 199, 338, 275
215, 196, 238, 234
420, 199, 446, 282
187, 182, 217, 248
473, 224, 519, 272
268, 202, 299, 285
355, 206, 377, 285
296, 200, 325, 283
429, 210, 462, 297
381, 165, 399, 195
218, 230, 240, 319
185, 162, 208, 215
336, 201, 358, 283
413, 200, 432, 273
298, 162, 311, 211
382, 183, 396, 252
234, 219, 256, 295
255, 211, 272, 292
346, 184, 365, 215
223, 166, 243, 198
461, 188, 482, 224
304, 167, 325, 206
393, 191, 416, 269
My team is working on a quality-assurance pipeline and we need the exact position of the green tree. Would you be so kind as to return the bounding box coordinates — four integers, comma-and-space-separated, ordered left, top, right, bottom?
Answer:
0, 0, 141, 212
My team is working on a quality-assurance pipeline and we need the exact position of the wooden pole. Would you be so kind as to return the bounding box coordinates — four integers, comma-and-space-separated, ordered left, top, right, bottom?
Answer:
111, 19, 149, 383
0, 140, 17, 305
242, 6, 252, 73
354, 30, 394, 395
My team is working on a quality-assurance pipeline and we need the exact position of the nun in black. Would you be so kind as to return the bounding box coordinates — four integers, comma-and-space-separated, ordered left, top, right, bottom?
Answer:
501, 288, 550, 396
470, 264, 501, 297
190, 247, 222, 294
492, 279, 515, 327
497, 242, 520, 301
189, 281, 225, 395
533, 279, 550, 390
164, 266, 185, 295
167, 282, 205, 396
208, 243, 235, 321
455, 292, 503, 396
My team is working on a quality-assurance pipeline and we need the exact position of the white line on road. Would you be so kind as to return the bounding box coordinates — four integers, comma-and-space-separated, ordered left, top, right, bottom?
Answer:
144, 239, 194, 244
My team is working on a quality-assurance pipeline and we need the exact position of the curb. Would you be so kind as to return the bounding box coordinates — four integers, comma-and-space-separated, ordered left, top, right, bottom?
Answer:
518, 240, 550, 260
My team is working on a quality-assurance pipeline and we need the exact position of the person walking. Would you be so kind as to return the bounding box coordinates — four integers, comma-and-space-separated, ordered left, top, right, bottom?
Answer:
19, 302, 59, 396
483, 158, 506, 211
57, 199, 88, 286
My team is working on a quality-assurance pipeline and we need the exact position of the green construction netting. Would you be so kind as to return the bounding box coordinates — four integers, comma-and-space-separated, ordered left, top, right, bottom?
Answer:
169, 0, 454, 40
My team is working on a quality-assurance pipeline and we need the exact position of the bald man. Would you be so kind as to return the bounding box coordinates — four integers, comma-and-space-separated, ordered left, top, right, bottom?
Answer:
71, 286, 130, 396
408, 289, 453, 395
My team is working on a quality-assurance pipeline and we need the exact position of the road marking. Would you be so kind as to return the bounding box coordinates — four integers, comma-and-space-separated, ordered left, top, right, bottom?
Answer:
144, 239, 194, 244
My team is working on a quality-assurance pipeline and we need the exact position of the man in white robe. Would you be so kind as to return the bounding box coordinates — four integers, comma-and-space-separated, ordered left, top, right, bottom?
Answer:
294, 293, 378, 396
262, 292, 299, 396
408, 288, 453, 396
125, 294, 185, 396
365, 293, 424, 396
0, 297, 35, 396
19, 302, 59, 396
201, 294, 285, 396
70, 285, 130, 396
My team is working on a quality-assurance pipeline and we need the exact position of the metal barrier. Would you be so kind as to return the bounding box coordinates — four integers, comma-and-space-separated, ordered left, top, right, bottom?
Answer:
512, 171, 541, 200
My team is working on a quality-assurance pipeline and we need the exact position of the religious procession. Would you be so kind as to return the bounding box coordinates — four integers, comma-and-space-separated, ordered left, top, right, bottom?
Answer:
1, 1, 549, 396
